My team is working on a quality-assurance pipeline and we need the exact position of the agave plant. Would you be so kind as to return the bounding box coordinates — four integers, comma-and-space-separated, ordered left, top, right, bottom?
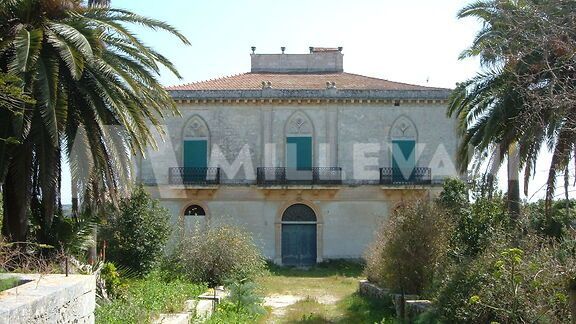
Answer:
0, 0, 189, 242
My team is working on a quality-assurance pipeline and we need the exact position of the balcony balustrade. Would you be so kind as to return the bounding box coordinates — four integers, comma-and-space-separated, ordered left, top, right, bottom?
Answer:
379, 167, 432, 185
168, 167, 220, 185
165, 166, 433, 186
257, 167, 342, 186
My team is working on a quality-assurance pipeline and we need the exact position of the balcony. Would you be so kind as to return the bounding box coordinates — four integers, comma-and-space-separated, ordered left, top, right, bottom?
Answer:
379, 167, 431, 185
257, 167, 342, 186
168, 167, 221, 185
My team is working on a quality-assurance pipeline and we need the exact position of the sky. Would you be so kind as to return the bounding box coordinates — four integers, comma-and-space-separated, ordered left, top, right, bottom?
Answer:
59, 0, 575, 203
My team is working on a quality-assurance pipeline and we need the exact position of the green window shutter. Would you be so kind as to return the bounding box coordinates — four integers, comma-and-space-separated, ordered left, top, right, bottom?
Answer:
392, 139, 415, 181
287, 137, 312, 170
183, 140, 207, 168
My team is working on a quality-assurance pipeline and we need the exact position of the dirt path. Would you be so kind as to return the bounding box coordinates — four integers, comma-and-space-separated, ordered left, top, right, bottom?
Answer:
255, 261, 391, 323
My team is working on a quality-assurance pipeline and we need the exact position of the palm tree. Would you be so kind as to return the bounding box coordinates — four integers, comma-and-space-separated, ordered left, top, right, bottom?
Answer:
452, 0, 576, 217
0, 0, 189, 242
87, 0, 109, 6
448, 70, 523, 220
449, 0, 525, 219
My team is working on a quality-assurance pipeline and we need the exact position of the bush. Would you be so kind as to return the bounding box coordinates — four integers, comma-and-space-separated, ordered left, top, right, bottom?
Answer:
203, 300, 263, 324
95, 271, 205, 324
526, 199, 576, 240
432, 232, 576, 323
102, 186, 171, 276
166, 225, 266, 287
100, 262, 127, 298
437, 177, 507, 259
364, 200, 452, 294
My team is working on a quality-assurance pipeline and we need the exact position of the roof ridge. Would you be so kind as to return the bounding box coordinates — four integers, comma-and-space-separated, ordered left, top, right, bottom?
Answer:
166, 72, 249, 90
342, 72, 449, 90
165, 71, 451, 91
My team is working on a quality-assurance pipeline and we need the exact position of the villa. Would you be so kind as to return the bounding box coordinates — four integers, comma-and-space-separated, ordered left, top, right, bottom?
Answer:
137, 47, 458, 266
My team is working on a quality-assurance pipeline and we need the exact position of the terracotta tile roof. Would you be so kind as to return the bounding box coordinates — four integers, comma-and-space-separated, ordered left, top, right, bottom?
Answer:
166, 72, 447, 91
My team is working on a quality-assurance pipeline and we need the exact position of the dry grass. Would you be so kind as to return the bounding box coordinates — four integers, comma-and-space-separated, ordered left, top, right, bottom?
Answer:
256, 260, 395, 323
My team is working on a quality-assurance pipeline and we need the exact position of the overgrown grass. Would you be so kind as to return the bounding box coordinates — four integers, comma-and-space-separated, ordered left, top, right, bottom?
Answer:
0, 276, 20, 292
338, 292, 396, 323
266, 259, 364, 278
203, 301, 263, 324
257, 260, 396, 323
275, 294, 396, 323
95, 271, 205, 324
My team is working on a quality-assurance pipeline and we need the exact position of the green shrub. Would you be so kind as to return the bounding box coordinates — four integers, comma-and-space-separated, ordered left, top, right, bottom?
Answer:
102, 186, 171, 276
166, 225, 266, 287
436, 177, 469, 215
452, 196, 506, 259
437, 178, 507, 259
95, 271, 205, 324
526, 199, 576, 240
203, 280, 266, 323
100, 262, 127, 298
226, 280, 265, 316
364, 200, 452, 294
203, 300, 263, 324
433, 233, 575, 323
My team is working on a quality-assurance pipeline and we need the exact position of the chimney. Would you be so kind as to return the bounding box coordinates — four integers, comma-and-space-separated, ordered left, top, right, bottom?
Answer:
251, 47, 344, 73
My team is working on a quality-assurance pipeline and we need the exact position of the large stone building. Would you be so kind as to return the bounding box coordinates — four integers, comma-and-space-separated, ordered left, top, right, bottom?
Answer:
138, 47, 458, 266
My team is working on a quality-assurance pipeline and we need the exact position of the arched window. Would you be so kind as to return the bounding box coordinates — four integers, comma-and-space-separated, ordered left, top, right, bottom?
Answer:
184, 204, 206, 216
182, 116, 210, 183
285, 111, 313, 171
389, 115, 417, 140
282, 204, 316, 222
389, 116, 418, 182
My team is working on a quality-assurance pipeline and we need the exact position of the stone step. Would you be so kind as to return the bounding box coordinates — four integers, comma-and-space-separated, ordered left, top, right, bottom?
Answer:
155, 313, 190, 324
195, 299, 215, 320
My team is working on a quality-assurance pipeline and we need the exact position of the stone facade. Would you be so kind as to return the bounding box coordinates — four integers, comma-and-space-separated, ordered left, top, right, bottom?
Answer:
139, 48, 458, 264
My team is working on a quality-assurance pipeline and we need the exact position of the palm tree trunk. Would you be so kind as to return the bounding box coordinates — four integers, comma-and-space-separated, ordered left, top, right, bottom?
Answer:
2, 145, 33, 242
569, 279, 576, 324
507, 144, 521, 222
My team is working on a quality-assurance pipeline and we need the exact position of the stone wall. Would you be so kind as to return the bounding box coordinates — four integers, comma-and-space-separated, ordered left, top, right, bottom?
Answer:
150, 185, 433, 261
0, 273, 96, 324
138, 101, 458, 184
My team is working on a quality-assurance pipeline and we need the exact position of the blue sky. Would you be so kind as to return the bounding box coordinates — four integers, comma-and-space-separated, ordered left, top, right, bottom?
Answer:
118, 0, 482, 87
59, 0, 574, 203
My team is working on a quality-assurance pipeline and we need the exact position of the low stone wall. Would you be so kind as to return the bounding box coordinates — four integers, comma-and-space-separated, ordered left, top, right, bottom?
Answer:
358, 280, 390, 300
358, 280, 432, 320
0, 273, 96, 324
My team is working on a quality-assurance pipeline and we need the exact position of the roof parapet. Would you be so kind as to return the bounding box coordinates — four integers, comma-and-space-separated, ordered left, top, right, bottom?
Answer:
251, 47, 344, 73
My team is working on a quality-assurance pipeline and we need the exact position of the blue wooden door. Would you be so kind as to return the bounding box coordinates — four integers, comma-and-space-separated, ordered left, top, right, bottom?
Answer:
392, 139, 415, 182
282, 224, 317, 266
183, 140, 207, 182
286, 137, 312, 170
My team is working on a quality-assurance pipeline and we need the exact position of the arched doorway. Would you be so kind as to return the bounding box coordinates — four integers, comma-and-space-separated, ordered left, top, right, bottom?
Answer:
281, 204, 317, 266
184, 204, 206, 216
182, 204, 207, 235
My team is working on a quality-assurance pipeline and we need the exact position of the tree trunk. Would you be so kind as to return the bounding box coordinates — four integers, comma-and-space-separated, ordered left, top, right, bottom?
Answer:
569, 282, 576, 324
507, 144, 521, 223
88, 225, 97, 265
2, 146, 33, 242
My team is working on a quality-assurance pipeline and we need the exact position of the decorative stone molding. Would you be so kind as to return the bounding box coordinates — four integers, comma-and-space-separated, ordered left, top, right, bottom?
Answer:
183, 115, 209, 138
286, 111, 313, 135
173, 97, 449, 106
390, 115, 417, 139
